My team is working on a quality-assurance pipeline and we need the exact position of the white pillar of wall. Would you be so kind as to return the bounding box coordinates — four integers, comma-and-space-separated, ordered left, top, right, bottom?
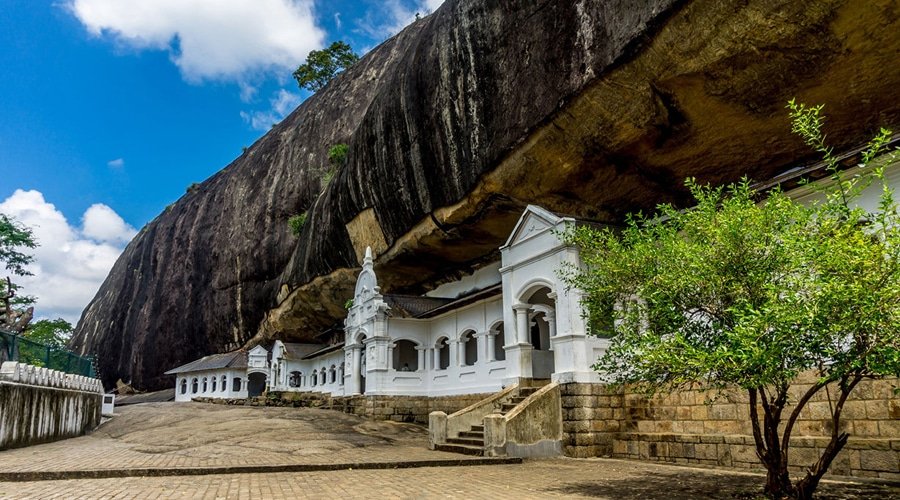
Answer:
346, 345, 362, 395
416, 347, 426, 372
486, 332, 496, 362
513, 304, 531, 344
450, 340, 460, 367
433, 346, 441, 370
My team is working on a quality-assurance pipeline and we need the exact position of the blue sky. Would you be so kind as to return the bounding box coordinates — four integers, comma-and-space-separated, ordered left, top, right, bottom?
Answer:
0, 0, 443, 323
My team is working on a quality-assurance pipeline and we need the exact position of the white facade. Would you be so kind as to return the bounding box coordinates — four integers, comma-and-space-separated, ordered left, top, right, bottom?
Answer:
169, 205, 610, 401
173, 369, 248, 402
265, 205, 609, 398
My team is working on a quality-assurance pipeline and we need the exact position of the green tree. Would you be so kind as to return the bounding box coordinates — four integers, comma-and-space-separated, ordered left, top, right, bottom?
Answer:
293, 41, 359, 93
23, 318, 73, 348
561, 105, 899, 499
0, 214, 37, 333
327, 143, 349, 167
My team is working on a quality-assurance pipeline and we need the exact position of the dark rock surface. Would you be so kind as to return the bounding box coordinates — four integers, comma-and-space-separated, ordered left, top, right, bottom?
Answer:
71, 0, 900, 390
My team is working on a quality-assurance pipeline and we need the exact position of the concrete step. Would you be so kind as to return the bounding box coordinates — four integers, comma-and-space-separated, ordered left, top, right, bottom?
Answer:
434, 443, 484, 456
471, 425, 484, 432
459, 430, 484, 439
500, 403, 517, 412
447, 437, 485, 447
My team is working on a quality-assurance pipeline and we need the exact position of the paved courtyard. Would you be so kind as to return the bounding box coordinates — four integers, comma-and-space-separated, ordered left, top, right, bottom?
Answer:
0, 403, 896, 499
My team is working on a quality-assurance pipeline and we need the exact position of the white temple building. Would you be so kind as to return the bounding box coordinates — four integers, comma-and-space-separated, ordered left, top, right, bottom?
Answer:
167, 205, 609, 401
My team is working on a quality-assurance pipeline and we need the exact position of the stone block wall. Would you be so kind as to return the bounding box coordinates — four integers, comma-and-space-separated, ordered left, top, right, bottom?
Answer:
0, 362, 103, 450
205, 391, 489, 425
560, 375, 899, 480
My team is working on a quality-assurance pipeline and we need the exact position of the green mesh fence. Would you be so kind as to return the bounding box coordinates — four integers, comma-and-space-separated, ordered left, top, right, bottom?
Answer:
0, 330, 95, 377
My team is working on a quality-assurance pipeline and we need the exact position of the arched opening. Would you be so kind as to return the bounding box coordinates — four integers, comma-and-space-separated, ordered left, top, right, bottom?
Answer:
211, 377, 217, 392
191, 378, 198, 394
202, 377, 208, 393
289, 371, 301, 387
329, 365, 336, 384
492, 323, 506, 361
232, 377, 242, 392
247, 372, 266, 397
319, 368, 326, 386
461, 330, 478, 366
436, 337, 450, 370
339, 363, 345, 385
393, 340, 418, 371
180, 378, 187, 395
521, 285, 556, 379
221, 375, 227, 392
311, 370, 317, 387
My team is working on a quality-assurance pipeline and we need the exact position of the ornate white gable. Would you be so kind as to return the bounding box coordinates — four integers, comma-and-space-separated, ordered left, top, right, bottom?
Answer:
503, 205, 563, 248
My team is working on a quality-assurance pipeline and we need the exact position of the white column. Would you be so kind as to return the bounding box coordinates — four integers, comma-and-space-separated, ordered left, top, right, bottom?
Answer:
547, 316, 557, 338
487, 332, 496, 362
387, 343, 395, 370
513, 304, 531, 344
433, 346, 441, 370
450, 340, 459, 367
416, 347, 426, 372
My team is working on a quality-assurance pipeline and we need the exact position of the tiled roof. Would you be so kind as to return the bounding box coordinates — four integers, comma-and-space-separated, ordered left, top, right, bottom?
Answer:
301, 342, 345, 360
383, 294, 454, 318
281, 342, 324, 360
415, 284, 503, 319
163, 351, 247, 375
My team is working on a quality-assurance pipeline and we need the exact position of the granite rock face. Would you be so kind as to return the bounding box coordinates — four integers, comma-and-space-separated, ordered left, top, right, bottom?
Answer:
70, 0, 900, 390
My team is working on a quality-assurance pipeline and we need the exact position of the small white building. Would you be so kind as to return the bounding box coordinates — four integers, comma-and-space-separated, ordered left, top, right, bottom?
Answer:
167, 205, 610, 401
166, 351, 251, 402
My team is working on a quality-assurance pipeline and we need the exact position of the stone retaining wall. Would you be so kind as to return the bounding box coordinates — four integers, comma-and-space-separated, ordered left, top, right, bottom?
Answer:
560, 375, 899, 480
195, 391, 488, 425
0, 362, 103, 450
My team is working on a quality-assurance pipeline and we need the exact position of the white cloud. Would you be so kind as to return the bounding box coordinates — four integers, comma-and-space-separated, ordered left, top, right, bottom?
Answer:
82, 204, 138, 244
66, 0, 326, 82
107, 158, 124, 168
240, 88, 302, 131
0, 190, 136, 324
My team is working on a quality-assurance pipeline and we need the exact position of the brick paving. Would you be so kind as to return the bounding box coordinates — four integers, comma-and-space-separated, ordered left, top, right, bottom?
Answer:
2, 458, 897, 499
0, 402, 896, 499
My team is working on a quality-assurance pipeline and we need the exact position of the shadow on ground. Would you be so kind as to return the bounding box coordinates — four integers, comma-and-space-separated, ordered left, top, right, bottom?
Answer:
544, 470, 900, 500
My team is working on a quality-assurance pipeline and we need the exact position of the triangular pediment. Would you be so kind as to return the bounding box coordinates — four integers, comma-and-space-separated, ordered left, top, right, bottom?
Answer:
248, 345, 268, 357
503, 205, 562, 248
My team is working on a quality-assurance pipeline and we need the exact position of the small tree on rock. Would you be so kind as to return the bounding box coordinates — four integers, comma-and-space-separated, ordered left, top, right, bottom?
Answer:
561, 104, 900, 499
0, 214, 37, 333
293, 41, 359, 93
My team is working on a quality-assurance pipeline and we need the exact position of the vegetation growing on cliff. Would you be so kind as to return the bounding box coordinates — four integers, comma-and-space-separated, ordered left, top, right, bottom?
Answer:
561, 105, 900, 499
288, 213, 307, 236
293, 41, 359, 93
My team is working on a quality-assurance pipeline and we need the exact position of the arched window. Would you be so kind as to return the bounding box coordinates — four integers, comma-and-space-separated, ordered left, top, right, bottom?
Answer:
202, 377, 208, 393
329, 365, 336, 384
289, 371, 301, 387
393, 340, 418, 371
211, 377, 217, 392
493, 323, 506, 361
437, 337, 450, 370
191, 378, 199, 394
461, 330, 477, 366
180, 378, 187, 395
339, 363, 345, 385
221, 375, 227, 392
232, 377, 241, 392
311, 370, 317, 387
320, 368, 326, 385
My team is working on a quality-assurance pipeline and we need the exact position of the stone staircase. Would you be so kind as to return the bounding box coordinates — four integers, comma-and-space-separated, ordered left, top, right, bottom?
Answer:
434, 386, 542, 456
